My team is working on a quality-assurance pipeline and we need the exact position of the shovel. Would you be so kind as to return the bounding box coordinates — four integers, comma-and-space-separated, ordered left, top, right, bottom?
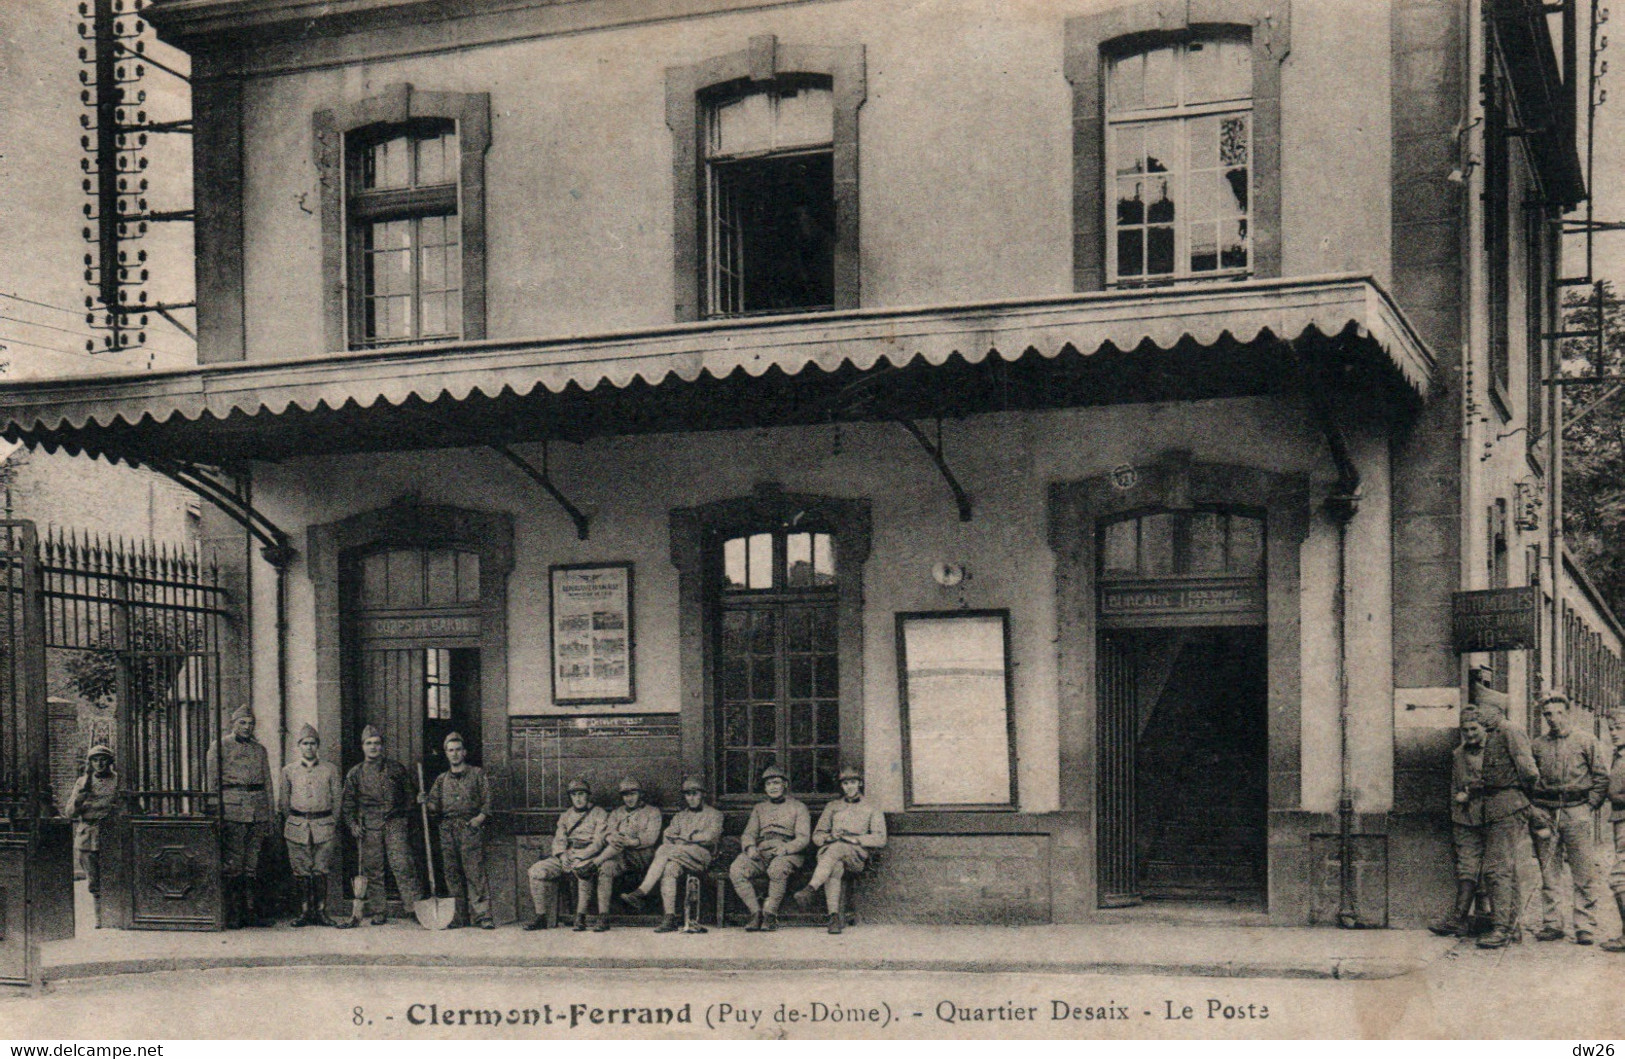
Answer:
414, 763, 458, 930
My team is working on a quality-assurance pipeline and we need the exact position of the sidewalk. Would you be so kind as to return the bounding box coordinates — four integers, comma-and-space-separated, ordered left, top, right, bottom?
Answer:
40, 917, 1456, 984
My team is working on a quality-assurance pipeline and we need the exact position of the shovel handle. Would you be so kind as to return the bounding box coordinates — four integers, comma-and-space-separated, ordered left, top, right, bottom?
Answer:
417, 762, 438, 894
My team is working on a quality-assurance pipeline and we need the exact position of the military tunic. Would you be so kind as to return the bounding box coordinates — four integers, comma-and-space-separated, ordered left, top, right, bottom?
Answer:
206, 734, 272, 877
427, 765, 492, 922
67, 770, 119, 893
1531, 729, 1609, 936
342, 757, 422, 914
639, 804, 724, 892
729, 796, 811, 903
595, 803, 663, 881
812, 796, 888, 874
1450, 724, 1537, 933
279, 757, 342, 877
1609, 741, 1625, 897
528, 804, 608, 915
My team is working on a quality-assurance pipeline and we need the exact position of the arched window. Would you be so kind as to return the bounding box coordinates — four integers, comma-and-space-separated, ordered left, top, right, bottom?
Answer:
713, 526, 840, 797
1099, 506, 1264, 580
1106, 34, 1253, 285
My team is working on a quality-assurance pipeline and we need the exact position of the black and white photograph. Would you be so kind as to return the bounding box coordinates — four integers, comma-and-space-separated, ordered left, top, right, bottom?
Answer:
0, 0, 1623, 1045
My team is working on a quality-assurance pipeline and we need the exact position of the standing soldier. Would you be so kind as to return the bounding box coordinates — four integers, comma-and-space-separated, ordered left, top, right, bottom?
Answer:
425, 732, 493, 929
728, 764, 810, 932
206, 704, 273, 929
621, 776, 723, 932
278, 723, 342, 927
794, 765, 886, 934
1428, 705, 1538, 948
1601, 711, 1625, 952
525, 778, 607, 931
337, 725, 421, 926
1529, 695, 1608, 945
587, 776, 662, 932
66, 745, 119, 928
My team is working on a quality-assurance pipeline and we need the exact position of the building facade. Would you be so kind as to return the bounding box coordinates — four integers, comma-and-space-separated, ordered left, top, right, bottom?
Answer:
0, 0, 1613, 928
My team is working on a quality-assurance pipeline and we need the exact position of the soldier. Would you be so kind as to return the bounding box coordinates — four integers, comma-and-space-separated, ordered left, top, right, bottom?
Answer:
205, 704, 273, 929
728, 764, 810, 932
621, 776, 723, 932
586, 776, 662, 932
425, 732, 493, 929
1529, 695, 1608, 945
525, 777, 607, 931
1428, 704, 1538, 948
337, 725, 421, 927
278, 723, 342, 927
66, 745, 119, 928
1601, 711, 1625, 952
794, 765, 886, 934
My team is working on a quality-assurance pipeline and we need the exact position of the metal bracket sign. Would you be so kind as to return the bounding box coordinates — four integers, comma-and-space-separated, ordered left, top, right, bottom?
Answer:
1452, 587, 1538, 652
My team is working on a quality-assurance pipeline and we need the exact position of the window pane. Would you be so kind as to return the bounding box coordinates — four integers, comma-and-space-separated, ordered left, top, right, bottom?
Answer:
1117, 228, 1144, 277
1147, 225, 1175, 276
1189, 512, 1224, 573
752, 702, 777, 745
791, 701, 814, 745
1220, 115, 1250, 168
1117, 179, 1147, 227
1191, 221, 1219, 272
723, 537, 748, 590
1142, 45, 1176, 108
1220, 218, 1248, 269
750, 655, 776, 699
1114, 127, 1145, 176
748, 533, 773, 589
789, 656, 813, 699
750, 609, 775, 653
1222, 167, 1249, 215
774, 87, 833, 148
712, 92, 772, 156
812, 533, 835, 584
415, 130, 458, 186
421, 290, 446, 337
365, 135, 410, 190
1142, 512, 1176, 575
723, 655, 748, 701
786, 532, 813, 587
1103, 519, 1138, 575
816, 701, 839, 745
1110, 52, 1144, 110
723, 703, 748, 746
813, 607, 837, 651
814, 657, 837, 699
789, 750, 816, 793
1229, 515, 1264, 575
815, 748, 840, 793
723, 751, 750, 795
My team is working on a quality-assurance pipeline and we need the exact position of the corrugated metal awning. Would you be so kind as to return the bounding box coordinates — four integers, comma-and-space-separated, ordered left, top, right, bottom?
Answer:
0, 276, 1434, 465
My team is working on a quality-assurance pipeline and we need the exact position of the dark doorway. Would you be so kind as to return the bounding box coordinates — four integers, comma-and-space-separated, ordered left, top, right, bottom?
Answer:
1098, 626, 1268, 907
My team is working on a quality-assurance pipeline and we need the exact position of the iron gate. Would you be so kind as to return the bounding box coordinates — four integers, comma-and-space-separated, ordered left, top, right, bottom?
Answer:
43, 530, 234, 930
0, 521, 73, 983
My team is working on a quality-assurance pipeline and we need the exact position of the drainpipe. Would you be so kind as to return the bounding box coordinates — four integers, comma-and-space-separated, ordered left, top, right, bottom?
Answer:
1304, 368, 1364, 929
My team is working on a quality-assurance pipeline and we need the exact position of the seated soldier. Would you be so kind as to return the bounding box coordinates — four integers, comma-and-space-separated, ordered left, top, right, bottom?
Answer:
620, 776, 723, 932
585, 776, 662, 932
728, 764, 810, 932
525, 778, 606, 932
794, 765, 886, 934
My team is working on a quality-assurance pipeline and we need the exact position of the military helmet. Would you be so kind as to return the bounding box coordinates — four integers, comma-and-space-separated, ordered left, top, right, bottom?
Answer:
838, 765, 864, 782
85, 744, 113, 763
566, 778, 591, 795
760, 764, 788, 783
442, 730, 465, 749
680, 775, 705, 793
618, 776, 642, 793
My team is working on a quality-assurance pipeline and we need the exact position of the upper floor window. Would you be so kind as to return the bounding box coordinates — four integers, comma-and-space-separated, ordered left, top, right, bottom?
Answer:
705, 82, 836, 317
348, 122, 462, 347
1106, 35, 1253, 285
1099, 507, 1264, 580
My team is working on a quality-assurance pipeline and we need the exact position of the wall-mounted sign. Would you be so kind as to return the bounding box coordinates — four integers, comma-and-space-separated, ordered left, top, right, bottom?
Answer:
357, 613, 481, 642
550, 563, 636, 705
1099, 577, 1265, 627
1451, 587, 1538, 653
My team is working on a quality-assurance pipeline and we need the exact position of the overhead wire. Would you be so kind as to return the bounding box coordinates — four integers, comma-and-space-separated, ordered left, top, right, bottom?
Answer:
0, 291, 198, 347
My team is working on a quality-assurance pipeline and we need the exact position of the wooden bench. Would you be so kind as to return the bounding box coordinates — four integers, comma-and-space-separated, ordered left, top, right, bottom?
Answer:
707, 835, 862, 928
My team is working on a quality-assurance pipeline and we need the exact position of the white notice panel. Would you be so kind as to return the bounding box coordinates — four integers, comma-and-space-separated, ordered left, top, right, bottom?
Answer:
898, 611, 1015, 808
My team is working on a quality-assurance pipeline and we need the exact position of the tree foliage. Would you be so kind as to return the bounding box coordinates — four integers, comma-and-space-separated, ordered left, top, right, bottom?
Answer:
1559, 280, 1625, 617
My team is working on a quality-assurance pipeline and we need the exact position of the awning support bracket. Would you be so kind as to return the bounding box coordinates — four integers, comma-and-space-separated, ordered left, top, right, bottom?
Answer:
489, 441, 591, 541
896, 417, 973, 522
141, 457, 296, 567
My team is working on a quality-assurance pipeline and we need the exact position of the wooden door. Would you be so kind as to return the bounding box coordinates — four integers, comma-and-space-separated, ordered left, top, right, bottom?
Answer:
1096, 633, 1139, 907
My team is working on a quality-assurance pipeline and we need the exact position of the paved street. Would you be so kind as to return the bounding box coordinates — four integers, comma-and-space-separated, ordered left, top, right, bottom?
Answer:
4, 937, 1625, 1040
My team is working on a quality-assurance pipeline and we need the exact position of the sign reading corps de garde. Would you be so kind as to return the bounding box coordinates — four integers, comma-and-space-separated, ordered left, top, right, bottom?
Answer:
1451, 587, 1539, 653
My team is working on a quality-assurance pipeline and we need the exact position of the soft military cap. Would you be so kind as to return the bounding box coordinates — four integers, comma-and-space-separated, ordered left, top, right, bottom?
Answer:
566, 778, 591, 794
760, 765, 788, 782
361, 724, 382, 743
618, 776, 642, 793
230, 704, 254, 724
681, 775, 705, 793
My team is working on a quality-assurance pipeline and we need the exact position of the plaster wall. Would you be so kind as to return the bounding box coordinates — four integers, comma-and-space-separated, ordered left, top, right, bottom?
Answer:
245, 396, 1395, 816
232, 0, 1395, 359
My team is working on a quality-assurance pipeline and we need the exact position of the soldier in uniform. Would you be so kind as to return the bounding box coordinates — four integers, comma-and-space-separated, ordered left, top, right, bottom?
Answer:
1529, 695, 1608, 944
794, 765, 886, 934
728, 764, 810, 932
66, 745, 119, 928
587, 776, 662, 932
525, 777, 607, 931
1600, 711, 1625, 952
337, 725, 421, 926
425, 732, 493, 929
278, 723, 342, 927
1428, 704, 1538, 948
205, 704, 273, 929
621, 776, 723, 932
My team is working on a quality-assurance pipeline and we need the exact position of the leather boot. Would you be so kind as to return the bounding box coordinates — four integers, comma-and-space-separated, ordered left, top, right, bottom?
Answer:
1602, 892, 1625, 952
654, 914, 680, 933
290, 877, 310, 928
1429, 880, 1477, 937
223, 876, 242, 930
312, 876, 334, 927
241, 881, 267, 928
743, 910, 764, 932
827, 911, 843, 935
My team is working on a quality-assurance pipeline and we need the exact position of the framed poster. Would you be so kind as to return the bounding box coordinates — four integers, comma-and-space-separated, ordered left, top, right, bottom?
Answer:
549, 563, 636, 705
896, 609, 1017, 810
